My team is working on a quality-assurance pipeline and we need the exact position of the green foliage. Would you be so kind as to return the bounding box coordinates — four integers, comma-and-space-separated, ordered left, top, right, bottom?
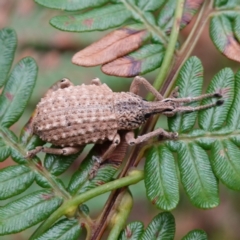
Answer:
145, 145, 179, 210
0, 165, 35, 200
119, 214, 207, 240
181, 230, 207, 240
44, 151, 81, 176
0, 57, 37, 127
0, 28, 17, 87
34, 0, 240, 79
119, 221, 144, 240
141, 212, 175, 240
0, 190, 62, 235
35, 0, 202, 76
144, 56, 240, 210
50, 4, 132, 32
210, 1, 240, 63
35, 0, 109, 11
35, 218, 82, 240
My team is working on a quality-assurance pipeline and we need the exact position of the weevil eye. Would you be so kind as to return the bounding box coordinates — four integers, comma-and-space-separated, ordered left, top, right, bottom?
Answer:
61, 78, 66, 82
144, 113, 152, 119
163, 108, 173, 112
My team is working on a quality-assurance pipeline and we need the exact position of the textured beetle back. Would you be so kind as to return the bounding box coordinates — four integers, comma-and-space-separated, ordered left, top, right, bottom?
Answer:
33, 83, 118, 147
114, 92, 146, 130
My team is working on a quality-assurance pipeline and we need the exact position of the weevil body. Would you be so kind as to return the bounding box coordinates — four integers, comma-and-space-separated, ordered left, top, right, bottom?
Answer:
28, 76, 224, 161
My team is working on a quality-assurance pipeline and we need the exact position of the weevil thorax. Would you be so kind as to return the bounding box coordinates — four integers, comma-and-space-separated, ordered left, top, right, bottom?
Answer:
114, 92, 175, 130
114, 92, 145, 130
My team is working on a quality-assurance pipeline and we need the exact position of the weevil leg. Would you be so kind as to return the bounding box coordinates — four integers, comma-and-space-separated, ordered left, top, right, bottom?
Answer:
101, 134, 121, 160
44, 78, 74, 97
91, 78, 102, 85
89, 134, 121, 179
27, 146, 82, 158
163, 100, 224, 117
130, 76, 164, 101
169, 86, 179, 98
125, 129, 178, 145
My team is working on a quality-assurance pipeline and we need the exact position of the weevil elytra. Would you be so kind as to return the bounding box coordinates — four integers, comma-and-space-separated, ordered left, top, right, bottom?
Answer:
27, 76, 224, 166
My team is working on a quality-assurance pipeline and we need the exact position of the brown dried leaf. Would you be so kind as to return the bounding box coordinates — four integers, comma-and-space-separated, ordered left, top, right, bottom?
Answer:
72, 26, 150, 66
102, 44, 164, 77
223, 35, 240, 62
102, 56, 142, 77
93, 131, 129, 165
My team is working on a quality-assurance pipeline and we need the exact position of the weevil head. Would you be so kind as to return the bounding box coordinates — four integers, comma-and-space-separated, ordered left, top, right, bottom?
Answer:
114, 92, 175, 130
114, 92, 147, 130
142, 99, 175, 118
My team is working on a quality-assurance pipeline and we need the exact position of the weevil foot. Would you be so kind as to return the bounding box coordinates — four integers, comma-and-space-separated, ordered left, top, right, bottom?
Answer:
26, 146, 43, 158
158, 131, 178, 141
89, 156, 102, 179
171, 132, 178, 139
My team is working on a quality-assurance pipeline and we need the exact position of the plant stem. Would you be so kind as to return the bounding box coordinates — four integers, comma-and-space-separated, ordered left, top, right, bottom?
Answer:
149, 0, 185, 100
30, 170, 144, 239
82, 1, 217, 239
91, 2, 185, 237
160, 0, 211, 97
107, 190, 133, 240
121, 0, 168, 46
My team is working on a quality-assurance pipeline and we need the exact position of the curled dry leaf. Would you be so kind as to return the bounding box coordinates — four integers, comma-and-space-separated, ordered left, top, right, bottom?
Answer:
92, 131, 129, 166
72, 26, 150, 66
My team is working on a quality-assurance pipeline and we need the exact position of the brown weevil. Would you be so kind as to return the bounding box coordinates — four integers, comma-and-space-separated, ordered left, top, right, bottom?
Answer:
27, 76, 224, 169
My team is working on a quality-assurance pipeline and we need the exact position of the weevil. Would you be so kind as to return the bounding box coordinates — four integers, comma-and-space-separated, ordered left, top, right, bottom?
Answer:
27, 76, 224, 168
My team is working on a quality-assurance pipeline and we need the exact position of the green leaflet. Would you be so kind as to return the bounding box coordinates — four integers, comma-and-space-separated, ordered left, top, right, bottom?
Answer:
176, 142, 219, 209
0, 28, 17, 87
44, 151, 81, 176
226, 70, 240, 129
198, 68, 234, 131
210, 140, 240, 191
68, 155, 118, 196
0, 57, 37, 128
35, 172, 51, 188
145, 145, 179, 210
166, 65, 240, 197
0, 190, 62, 235
137, 0, 164, 11
210, 13, 240, 63
141, 212, 175, 240
0, 165, 35, 200
20, 114, 44, 151
0, 127, 21, 163
157, 0, 203, 33
119, 222, 144, 240
181, 230, 207, 240
234, 15, 240, 42
50, 4, 132, 32
0, 134, 11, 162
214, 0, 240, 8
217, 72, 240, 187
168, 56, 203, 133
35, 218, 81, 240
35, 0, 108, 11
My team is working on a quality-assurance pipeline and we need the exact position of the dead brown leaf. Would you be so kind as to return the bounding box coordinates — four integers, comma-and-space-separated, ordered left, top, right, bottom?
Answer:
72, 26, 150, 67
